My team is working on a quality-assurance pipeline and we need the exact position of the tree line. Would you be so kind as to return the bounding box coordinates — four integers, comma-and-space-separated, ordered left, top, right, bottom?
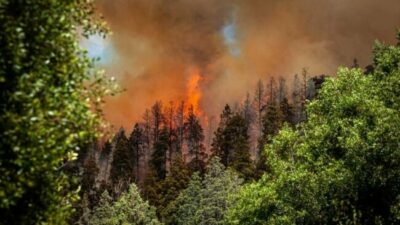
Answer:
81, 32, 400, 225
76, 70, 327, 224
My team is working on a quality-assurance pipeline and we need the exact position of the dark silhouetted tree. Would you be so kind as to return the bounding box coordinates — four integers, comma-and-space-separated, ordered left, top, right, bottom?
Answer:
185, 105, 207, 173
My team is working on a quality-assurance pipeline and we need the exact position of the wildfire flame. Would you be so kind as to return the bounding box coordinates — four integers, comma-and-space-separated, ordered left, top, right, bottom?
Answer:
186, 68, 203, 116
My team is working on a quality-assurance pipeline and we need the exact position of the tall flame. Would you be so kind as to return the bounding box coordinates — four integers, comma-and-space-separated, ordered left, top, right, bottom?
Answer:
186, 68, 203, 115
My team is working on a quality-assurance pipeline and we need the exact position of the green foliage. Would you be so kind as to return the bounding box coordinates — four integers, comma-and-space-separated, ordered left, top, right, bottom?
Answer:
143, 128, 169, 209
129, 123, 144, 182
212, 107, 253, 180
227, 33, 400, 225
164, 172, 203, 225
151, 128, 169, 180
261, 101, 283, 142
212, 105, 233, 165
185, 105, 207, 173
0, 0, 116, 224
110, 128, 133, 192
159, 156, 191, 218
89, 184, 161, 225
165, 157, 242, 225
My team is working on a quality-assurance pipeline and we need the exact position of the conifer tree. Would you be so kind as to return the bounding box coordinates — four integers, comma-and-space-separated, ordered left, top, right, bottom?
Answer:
197, 158, 242, 225
212, 106, 253, 179
165, 172, 203, 225
98, 141, 112, 186
110, 128, 132, 194
82, 151, 99, 198
165, 102, 177, 172
242, 92, 254, 127
90, 184, 161, 225
175, 101, 186, 153
253, 80, 266, 140
226, 114, 254, 180
128, 123, 144, 183
292, 73, 302, 124
164, 157, 242, 225
150, 128, 169, 180
144, 128, 169, 207
152, 101, 165, 144
185, 105, 207, 173
159, 156, 192, 219
277, 77, 294, 124
211, 104, 233, 166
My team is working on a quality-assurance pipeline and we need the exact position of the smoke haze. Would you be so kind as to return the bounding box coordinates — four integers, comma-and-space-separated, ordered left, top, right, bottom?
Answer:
95, 0, 400, 129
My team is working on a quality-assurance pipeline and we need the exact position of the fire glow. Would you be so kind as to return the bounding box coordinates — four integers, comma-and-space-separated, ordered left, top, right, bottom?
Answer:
186, 68, 203, 116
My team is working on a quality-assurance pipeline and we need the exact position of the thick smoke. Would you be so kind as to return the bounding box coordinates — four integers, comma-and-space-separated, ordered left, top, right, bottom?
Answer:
96, 0, 400, 129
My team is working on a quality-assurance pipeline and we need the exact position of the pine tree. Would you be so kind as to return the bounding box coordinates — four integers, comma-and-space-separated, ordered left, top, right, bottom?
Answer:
152, 101, 165, 144
253, 80, 266, 140
242, 92, 254, 127
90, 184, 161, 225
197, 158, 242, 225
300, 68, 308, 121
277, 77, 294, 125
261, 101, 283, 143
225, 114, 254, 180
88, 191, 113, 225
144, 128, 169, 207
211, 104, 233, 166
212, 106, 253, 180
292, 73, 302, 124
185, 105, 207, 173
81, 151, 99, 198
164, 172, 203, 225
175, 101, 186, 153
164, 157, 242, 225
110, 128, 132, 194
98, 140, 112, 186
141, 109, 152, 187
159, 156, 192, 220
150, 128, 169, 180
165, 101, 177, 173
128, 123, 144, 183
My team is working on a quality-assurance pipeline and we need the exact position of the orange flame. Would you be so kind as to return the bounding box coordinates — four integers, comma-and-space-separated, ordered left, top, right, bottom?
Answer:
186, 68, 203, 116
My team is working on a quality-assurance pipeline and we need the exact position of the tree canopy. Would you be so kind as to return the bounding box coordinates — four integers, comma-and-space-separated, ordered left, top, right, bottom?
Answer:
0, 0, 115, 224
226, 33, 400, 225
89, 184, 161, 225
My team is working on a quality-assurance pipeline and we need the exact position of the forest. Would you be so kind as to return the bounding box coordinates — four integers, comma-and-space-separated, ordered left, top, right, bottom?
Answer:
1, 1, 400, 225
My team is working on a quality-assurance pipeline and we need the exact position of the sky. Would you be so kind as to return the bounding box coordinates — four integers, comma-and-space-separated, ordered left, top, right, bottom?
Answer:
85, 0, 400, 131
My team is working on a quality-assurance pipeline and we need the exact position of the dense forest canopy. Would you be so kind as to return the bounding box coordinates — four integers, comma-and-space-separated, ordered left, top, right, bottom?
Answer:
1, 1, 400, 225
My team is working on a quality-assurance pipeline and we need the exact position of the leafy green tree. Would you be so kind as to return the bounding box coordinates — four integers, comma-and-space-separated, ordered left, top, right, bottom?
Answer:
90, 184, 161, 225
0, 1, 115, 224
227, 33, 400, 225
